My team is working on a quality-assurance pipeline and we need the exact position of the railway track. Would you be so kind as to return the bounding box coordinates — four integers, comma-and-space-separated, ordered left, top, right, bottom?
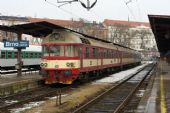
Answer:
0, 84, 72, 113
72, 63, 156, 113
0, 68, 39, 75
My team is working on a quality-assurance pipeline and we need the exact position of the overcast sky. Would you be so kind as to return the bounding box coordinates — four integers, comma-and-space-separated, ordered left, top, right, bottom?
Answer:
0, 0, 170, 22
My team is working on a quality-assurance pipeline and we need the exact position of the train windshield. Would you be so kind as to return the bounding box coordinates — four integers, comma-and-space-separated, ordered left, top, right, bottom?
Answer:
42, 45, 79, 57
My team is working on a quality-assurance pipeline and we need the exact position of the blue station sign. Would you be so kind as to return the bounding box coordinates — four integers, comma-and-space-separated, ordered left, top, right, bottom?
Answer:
4, 41, 29, 48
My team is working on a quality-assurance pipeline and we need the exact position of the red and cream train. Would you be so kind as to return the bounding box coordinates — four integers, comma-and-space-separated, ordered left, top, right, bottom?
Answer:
40, 29, 141, 84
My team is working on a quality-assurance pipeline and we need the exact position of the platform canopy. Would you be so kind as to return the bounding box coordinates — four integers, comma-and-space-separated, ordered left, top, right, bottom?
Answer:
0, 21, 66, 37
148, 15, 170, 56
0, 21, 111, 43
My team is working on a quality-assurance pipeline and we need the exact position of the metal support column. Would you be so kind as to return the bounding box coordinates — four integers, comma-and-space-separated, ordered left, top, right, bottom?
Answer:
17, 33, 22, 76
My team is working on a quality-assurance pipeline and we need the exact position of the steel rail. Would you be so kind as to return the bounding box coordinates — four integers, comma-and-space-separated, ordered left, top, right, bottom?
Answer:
113, 63, 155, 113
1, 68, 39, 75
0, 85, 72, 112
0, 88, 57, 111
72, 63, 155, 113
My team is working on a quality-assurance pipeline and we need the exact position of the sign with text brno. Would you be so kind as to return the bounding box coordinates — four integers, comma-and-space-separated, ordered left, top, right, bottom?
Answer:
4, 41, 29, 48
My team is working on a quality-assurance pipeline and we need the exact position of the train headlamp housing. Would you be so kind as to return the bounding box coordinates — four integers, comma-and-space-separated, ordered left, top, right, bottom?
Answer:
66, 62, 75, 67
40, 63, 48, 67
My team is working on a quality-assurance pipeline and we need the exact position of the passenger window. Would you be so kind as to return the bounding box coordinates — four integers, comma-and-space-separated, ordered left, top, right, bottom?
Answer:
38, 53, 42, 58
25, 52, 29, 58
92, 48, 97, 58
1, 51, 6, 58
30, 53, 34, 58
104, 50, 106, 58
7, 51, 12, 59
15, 52, 18, 58
85, 47, 89, 58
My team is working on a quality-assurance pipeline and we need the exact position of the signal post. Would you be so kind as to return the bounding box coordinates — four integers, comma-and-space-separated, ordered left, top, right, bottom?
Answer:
4, 33, 29, 77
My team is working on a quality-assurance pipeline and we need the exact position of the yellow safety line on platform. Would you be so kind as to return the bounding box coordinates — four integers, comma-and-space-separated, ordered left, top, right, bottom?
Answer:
160, 62, 167, 113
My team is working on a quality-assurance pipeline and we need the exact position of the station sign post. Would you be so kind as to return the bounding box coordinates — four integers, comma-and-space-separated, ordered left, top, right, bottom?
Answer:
4, 40, 29, 76
4, 40, 29, 48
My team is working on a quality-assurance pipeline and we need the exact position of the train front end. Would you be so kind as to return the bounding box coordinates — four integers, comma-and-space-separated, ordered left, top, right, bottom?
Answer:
40, 30, 81, 84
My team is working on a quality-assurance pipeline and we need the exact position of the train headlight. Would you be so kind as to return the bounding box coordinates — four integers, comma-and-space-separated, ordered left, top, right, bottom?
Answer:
55, 65, 59, 68
40, 63, 48, 67
40, 63, 44, 67
44, 63, 47, 67
66, 62, 75, 67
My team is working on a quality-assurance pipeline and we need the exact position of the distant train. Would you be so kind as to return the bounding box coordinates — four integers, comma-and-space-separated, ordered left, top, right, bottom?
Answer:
40, 29, 141, 84
0, 42, 42, 70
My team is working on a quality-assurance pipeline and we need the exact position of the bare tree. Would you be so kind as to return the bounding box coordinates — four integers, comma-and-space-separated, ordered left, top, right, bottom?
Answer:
137, 29, 152, 50
110, 24, 131, 47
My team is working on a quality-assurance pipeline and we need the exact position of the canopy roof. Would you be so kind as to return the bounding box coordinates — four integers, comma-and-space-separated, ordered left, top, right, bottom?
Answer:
148, 15, 170, 56
0, 21, 65, 37
0, 21, 111, 43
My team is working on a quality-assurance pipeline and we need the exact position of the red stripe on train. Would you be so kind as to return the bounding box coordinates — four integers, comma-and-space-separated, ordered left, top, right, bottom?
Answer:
42, 56, 80, 60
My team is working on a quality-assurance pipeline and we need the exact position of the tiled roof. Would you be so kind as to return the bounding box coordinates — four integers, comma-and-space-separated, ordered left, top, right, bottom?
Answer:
103, 19, 150, 27
27, 17, 83, 27
0, 16, 29, 22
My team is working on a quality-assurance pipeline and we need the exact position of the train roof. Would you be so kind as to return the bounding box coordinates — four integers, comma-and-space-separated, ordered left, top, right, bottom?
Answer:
0, 21, 137, 52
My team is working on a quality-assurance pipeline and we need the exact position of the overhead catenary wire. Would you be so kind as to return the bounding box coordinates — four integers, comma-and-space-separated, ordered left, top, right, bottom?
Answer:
45, 0, 83, 20
123, 0, 136, 21
45, 0, 101, 22
135, 0, 143, 21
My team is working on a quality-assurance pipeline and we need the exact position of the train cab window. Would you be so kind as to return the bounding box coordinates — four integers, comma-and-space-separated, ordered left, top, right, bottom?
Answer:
49, 46, 64, 56
85, 47, 89, 58
65, 46, 79, 57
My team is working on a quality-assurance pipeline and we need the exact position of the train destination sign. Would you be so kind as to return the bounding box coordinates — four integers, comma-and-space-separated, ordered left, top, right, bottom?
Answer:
4, 41, 29, 48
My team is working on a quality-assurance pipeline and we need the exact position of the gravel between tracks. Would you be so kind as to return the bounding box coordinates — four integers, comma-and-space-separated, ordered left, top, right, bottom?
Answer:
16, 64, 148, 113
23, 83, 112, 113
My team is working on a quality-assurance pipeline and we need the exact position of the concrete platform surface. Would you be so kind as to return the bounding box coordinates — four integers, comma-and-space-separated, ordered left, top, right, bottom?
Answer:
137, 60, 170, 113
0, 72, 43, 96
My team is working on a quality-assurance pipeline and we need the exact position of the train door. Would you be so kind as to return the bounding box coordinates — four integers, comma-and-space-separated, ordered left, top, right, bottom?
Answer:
101, 48, 103, 67
117, 47, 122, 66
96, 48, 98, 69
79, 46, 83, 69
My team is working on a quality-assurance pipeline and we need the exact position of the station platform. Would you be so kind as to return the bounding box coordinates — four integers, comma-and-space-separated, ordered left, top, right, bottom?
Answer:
0, 72, 43, 97
137, 60, 170, 113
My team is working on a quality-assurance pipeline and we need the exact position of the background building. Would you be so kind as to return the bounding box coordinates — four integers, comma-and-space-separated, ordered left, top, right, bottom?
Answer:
0, 16, 159, 58
103, 19, 158, 58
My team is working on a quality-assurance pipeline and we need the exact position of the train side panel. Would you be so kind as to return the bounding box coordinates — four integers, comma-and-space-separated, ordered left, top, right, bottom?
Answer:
40, 30, 141, 84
